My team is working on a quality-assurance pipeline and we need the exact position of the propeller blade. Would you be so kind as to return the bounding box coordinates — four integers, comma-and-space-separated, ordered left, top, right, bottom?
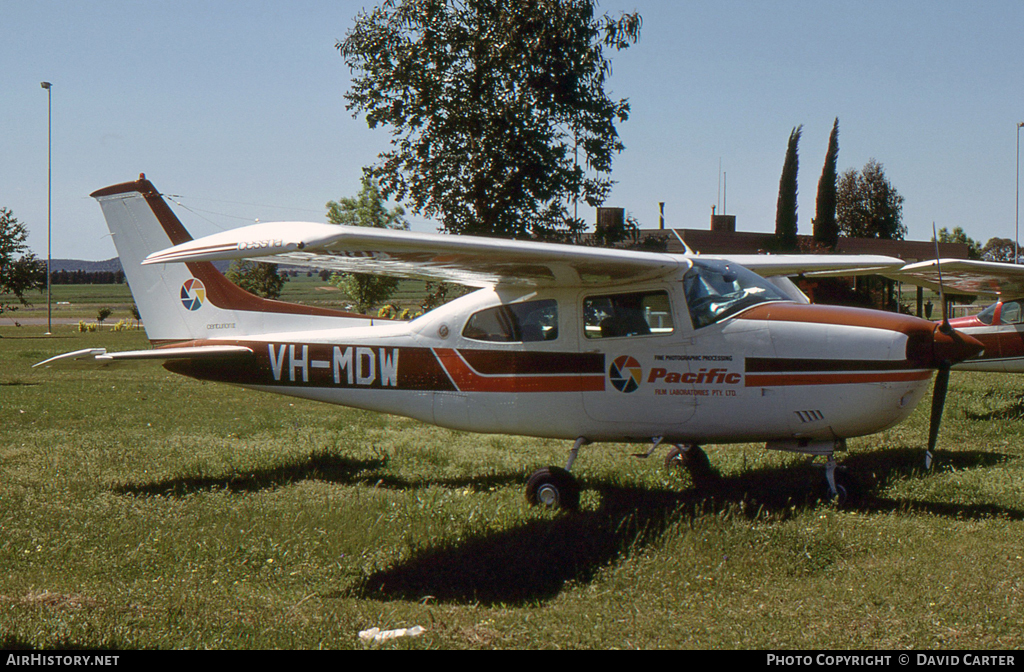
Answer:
932, 222, 951, 333
926, 363, 951, 468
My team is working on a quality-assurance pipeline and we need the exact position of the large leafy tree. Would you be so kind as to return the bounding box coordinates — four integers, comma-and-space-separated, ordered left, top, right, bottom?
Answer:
836, 159, 906, 311
837, 159, 906, 240
338, 0, 642, 241
774, 125, 802, 251
981, 237, 1017, 262
812, 118, 840, 249
327, 176, 409, 314
226, 259, 287, 299
0, 207, 45, 318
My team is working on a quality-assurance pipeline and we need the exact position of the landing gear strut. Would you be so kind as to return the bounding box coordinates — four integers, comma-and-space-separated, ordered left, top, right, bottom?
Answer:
821, 454, 858, 505
525, 437, 588, 511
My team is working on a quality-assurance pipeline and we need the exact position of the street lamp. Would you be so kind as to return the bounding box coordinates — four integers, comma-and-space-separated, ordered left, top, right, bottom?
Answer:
41, 81, 51, 334
1017, 121, 1024, 265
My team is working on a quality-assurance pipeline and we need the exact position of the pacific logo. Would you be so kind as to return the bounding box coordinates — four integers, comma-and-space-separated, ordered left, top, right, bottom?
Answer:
180, 278, 206, 311
609, 355, 642, 393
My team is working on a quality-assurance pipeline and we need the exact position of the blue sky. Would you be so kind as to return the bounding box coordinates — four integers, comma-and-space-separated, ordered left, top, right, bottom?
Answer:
3, 0, 1024, 260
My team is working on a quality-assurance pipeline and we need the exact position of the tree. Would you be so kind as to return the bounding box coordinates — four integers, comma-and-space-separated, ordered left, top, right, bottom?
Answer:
837, 159, 906, 240
774, 126, 802, 251
326, 176, 409, 314
981, 237, 1018, 262
338, 0, 642, 241
936, 226, 982, 260
226, 260, 287, 299
812, 118, 839, 249
0, 207, 45, 318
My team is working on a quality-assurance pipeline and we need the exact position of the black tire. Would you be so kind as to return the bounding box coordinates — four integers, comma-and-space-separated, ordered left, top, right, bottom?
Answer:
665, 445, 719, 488
826, 470, 860, 507
525, 467, 580, 511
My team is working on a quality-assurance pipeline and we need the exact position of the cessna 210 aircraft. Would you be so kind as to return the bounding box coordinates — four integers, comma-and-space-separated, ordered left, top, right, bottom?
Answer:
37, 176, 984, 509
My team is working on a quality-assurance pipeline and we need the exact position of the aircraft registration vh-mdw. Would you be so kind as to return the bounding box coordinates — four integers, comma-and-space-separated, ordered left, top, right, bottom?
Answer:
37, 176, 985, 509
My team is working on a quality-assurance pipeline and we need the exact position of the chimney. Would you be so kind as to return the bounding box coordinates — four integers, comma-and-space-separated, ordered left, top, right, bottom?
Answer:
711, 213, 736, 233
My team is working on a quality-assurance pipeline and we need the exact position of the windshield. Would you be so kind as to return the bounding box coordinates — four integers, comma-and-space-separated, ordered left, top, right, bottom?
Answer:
683, 259, 790, 329
975, 302, 997, 325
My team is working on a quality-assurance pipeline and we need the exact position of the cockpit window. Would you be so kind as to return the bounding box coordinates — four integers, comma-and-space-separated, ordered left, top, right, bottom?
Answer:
683, 259, 790, 329
583, 290, 673, 339
462, 299, 558, 342
976, 302, 997, 325
1001, 300, 1023, 325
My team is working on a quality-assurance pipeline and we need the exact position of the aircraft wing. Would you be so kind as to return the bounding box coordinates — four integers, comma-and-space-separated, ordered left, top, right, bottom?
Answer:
706, 254, 906, 278
880, 259, 1024, 297
33, 345, 253, 368
142, 221, 689, 288
143, 220, 910, 289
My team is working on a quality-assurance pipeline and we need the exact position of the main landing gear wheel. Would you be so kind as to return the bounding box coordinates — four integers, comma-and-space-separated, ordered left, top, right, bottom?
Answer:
665, 444, 719, 488
525, 467, 580, 511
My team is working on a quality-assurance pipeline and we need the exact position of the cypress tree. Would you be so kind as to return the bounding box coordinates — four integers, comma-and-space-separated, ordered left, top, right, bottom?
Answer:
775, 125, 802, 251
813, 118, 840, 248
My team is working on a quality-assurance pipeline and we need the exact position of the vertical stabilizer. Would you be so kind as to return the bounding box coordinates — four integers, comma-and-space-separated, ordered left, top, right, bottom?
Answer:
91, 175, 371, 342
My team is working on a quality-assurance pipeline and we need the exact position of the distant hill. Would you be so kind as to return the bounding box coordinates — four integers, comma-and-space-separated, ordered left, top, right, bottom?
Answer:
49, 258, 230, 273
50, 258, 123, 273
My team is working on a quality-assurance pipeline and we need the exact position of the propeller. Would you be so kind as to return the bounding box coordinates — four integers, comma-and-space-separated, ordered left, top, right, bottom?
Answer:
926, 362, 949, 470
925, 222, 955, 470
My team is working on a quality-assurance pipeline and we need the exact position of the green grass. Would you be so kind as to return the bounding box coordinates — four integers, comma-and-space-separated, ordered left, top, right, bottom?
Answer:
2, 325, 1024, 649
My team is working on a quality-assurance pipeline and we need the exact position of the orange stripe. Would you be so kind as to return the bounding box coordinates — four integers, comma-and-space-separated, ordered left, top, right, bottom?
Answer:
434, 349, 605, 393
745, 370, 932, 387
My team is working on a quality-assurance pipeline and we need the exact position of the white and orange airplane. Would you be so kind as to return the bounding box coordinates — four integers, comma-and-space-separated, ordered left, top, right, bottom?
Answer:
37, 176, 984, 508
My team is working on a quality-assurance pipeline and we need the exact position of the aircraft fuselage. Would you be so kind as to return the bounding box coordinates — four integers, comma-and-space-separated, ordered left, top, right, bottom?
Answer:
164, 283, 949, 445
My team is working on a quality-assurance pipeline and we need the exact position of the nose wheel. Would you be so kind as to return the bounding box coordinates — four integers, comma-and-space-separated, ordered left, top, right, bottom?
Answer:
821, 455, 858, 506
664, 444, 719, 488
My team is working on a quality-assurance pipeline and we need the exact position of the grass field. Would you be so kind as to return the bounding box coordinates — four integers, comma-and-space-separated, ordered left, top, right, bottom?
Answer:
2, 324, 1024, 649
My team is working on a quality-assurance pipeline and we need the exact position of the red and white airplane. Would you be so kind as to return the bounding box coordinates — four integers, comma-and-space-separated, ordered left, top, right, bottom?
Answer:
37, 176, 984, 508
883, 259, 1024, 374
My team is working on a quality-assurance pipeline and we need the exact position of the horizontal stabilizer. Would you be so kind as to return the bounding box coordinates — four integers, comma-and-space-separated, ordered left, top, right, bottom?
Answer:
33, 345, 253, 368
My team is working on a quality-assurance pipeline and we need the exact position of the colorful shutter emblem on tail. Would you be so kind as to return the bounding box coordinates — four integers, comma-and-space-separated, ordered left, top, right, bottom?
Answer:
609, 355, 642, 393
180, 278, 206, 311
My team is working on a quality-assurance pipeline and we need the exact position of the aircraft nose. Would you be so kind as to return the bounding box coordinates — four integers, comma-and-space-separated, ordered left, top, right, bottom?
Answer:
932, 324, 984, 366
906, 322, 983, 368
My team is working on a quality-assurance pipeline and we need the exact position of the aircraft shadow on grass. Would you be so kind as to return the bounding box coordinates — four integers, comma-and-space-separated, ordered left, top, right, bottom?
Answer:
343, 448, 1023, 606
111, 450, 538, 497
112, 446, 1022, 606
964, 400, 1024, 422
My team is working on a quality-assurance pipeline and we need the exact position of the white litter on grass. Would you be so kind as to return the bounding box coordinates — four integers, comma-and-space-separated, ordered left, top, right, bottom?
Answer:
359, 625, 425, 643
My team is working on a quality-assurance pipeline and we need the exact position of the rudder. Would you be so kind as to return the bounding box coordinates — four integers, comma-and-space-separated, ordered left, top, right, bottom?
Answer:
91, 175, 371, 343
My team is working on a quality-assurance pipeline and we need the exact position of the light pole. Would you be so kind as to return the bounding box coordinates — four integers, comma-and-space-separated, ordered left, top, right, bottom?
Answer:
1017, 122, 1024, 265
40, 81, 52, 334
